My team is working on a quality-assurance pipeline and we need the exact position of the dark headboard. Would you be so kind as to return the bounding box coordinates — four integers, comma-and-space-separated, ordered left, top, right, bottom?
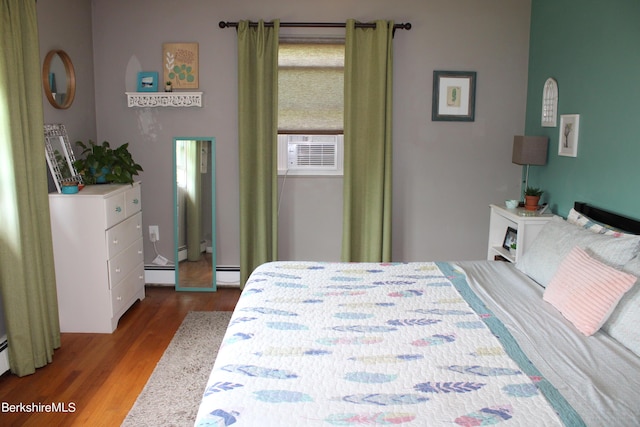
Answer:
574, 202, 640, 235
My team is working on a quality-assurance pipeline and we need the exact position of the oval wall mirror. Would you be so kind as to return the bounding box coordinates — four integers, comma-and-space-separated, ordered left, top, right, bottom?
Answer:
42, 50, 76, 109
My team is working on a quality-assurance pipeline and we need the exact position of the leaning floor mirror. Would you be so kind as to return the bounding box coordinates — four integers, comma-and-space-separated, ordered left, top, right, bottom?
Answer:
173, 137, 217, 291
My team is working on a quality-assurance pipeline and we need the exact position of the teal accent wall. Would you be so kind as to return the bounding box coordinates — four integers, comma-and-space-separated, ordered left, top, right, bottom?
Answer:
525, 0, 640, 218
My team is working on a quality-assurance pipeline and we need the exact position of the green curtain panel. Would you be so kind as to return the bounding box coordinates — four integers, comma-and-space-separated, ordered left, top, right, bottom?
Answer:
186, 140, 202, 261
237, 20, 280, 288
342, 19, 394, 262
0, 0, 61, 376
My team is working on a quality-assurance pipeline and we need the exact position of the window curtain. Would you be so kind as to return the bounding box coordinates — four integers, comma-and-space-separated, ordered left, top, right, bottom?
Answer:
0, 0, 61, 376
185, 140, 202, 261
341, 19, 394, 262
237, 20, 279, 288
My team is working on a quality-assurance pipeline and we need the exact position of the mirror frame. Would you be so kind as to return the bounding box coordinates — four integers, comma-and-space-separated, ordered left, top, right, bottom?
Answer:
173, 137, 217, 292
44, 123, 83, 192
42, 50, 76, 109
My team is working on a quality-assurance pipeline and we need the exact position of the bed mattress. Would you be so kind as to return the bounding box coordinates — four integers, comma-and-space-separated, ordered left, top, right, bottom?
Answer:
194, 261, 600, 426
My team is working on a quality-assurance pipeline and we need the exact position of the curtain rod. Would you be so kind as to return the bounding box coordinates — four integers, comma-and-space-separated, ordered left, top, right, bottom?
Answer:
219, 21, 412, 31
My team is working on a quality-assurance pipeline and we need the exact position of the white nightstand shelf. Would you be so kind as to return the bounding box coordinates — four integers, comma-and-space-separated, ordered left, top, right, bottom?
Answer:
487, 204, 553, 263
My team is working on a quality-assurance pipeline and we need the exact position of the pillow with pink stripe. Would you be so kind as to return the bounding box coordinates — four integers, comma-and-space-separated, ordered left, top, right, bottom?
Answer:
543, 246, 637, 336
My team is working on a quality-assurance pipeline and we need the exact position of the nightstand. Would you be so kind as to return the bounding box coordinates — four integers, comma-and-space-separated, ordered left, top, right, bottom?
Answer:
487, 204, 553, 263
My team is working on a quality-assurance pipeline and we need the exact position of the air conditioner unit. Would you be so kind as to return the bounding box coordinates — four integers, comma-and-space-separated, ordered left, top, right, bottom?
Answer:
278, 134, 343, 176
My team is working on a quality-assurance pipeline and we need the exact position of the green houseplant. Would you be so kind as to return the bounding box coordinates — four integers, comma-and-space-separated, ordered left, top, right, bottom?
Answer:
524, 186, 543, 211
74, 140, 143, 184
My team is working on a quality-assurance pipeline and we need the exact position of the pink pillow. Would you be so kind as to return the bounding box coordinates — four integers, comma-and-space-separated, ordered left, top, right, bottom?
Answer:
543, 246, 637, 336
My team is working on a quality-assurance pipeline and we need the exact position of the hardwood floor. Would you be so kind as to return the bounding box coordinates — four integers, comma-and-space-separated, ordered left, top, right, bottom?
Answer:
0, 285, 241, 427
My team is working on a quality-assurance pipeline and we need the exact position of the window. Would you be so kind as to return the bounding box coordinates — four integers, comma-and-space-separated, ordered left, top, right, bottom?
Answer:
277, 39, 345, 175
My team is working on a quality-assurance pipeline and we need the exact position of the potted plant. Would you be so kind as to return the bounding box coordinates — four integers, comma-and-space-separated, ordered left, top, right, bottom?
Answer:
74, 140, 143, 184
524, 186, 543, 211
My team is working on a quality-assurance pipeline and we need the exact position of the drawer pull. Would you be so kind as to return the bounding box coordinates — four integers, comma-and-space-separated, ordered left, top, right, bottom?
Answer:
138, 250, 143, 255
133, 198, 139, 204
115, 268, 121, 273
113, 239, 119, 245
115, 206, 122, 213
117, 296, 122, 301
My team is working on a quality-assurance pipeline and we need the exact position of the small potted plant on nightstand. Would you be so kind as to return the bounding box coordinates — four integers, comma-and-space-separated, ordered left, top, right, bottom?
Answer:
524, 186, 543, 211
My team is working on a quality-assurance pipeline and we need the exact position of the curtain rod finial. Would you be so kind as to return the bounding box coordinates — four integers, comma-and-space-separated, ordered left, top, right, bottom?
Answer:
219, 21, 228, 28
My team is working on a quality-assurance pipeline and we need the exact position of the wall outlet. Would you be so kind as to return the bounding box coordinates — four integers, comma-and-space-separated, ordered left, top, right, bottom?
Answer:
149, 225, 159, 242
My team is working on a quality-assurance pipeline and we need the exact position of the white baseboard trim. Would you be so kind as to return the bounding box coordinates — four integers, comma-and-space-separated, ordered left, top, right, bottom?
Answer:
144, 266, 240, 287
144, 268, 174, 285
0, 335, 9, 375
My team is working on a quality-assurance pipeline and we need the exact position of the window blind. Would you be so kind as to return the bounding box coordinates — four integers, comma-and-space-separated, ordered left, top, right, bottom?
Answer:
278, 40, 344, 132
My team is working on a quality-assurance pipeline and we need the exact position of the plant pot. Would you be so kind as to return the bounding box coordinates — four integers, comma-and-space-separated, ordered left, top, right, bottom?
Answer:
90, 166, 111, 184
524, 195, 540, 211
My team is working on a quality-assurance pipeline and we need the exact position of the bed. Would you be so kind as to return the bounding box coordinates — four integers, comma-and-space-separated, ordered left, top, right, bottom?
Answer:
195, 203, 640, 426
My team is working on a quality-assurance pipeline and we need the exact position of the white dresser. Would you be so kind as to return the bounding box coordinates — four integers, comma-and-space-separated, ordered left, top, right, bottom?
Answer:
49, 182, 145, 333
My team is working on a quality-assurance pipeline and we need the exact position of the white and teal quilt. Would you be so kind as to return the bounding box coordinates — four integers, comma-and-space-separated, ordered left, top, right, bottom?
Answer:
195, 262, 582, 426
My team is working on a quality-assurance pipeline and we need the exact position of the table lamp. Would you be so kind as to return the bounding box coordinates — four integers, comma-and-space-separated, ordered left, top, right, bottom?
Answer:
512, 135, 548, 197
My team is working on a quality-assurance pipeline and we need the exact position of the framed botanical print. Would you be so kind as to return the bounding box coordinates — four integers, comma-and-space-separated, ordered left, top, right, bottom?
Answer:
163, 43, 199, 89
432, 70, 476, 122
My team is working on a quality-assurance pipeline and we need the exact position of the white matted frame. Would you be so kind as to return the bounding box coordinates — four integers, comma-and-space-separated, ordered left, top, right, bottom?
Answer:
432, 70, 476, 122
558, 114, 580, 157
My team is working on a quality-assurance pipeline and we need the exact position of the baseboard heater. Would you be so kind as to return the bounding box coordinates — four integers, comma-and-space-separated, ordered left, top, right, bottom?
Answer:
0, 335, 9, 375
144, 265, 240, 287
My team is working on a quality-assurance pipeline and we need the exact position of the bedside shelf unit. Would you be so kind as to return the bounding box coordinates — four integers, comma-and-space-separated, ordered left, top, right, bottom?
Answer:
125, 92, 202, 107
487, 204, 553, 263
49, 182, 145, 333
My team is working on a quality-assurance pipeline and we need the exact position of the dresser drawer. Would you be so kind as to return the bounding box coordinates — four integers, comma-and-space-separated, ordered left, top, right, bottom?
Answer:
125, 184, 142, 216
106, 212, 143, 259
108, 237, 144, 288
110, 263, 145, 316
105, 192, 126, 229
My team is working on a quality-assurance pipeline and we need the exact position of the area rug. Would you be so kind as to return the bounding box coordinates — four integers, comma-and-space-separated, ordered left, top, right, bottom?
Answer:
122, 311, 232, 427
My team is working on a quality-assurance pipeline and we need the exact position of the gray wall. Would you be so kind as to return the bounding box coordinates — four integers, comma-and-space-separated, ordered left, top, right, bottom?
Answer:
38, 0, 96, 153
46, 0, 532, 268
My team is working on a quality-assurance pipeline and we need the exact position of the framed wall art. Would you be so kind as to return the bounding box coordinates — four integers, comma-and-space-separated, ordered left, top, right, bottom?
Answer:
541, 77, 558, 127
558, 114, 580, 157
163, 42, 199, 89
137, 71, 158, 92
432, 70, 476, 122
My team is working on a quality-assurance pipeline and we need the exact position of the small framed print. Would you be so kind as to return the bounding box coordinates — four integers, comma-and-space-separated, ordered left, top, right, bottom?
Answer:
558, 114, 580, 157
432, 70, 477, 121
137, 71, 159, 92
502, 227, 518, 250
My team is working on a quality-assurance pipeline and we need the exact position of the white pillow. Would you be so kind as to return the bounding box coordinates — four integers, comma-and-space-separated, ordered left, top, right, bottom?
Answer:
602, 256, 640, 356
516, 216, 640, 287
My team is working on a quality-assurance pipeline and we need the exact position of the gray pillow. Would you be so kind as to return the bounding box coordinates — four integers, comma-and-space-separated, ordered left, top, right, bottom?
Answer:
602, 256, 640, 356
515, 216, 640, 287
